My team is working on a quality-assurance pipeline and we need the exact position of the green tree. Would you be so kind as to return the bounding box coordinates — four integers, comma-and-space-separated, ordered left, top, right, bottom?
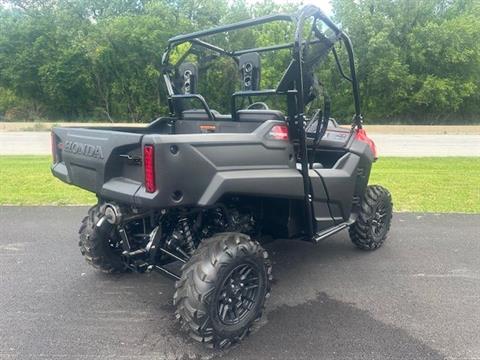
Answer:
331, 0, 480, 123
0, 0, 479, 123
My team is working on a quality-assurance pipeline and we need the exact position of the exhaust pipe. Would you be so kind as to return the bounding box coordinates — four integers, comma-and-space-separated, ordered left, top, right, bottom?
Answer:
96, 203, 123, 227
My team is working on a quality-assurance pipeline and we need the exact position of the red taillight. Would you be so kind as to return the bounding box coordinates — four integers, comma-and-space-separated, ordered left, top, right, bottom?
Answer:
355, 128, 378, 159
267, 125, 289, 141
143, 145, 156, 193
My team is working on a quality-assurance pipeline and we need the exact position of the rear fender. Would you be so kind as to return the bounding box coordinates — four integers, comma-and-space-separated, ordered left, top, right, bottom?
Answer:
135, 120, 303, 208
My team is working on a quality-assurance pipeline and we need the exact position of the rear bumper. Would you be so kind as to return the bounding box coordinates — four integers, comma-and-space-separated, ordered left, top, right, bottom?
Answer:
51, 163, 70, 183
52, 163, 142, 205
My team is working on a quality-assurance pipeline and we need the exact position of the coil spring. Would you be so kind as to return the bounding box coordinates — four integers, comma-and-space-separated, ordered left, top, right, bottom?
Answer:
179, 217, 195, 256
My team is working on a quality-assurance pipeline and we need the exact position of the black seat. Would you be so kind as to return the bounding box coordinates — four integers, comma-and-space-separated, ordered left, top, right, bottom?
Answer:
236, 109, 285, 122
182, 109, 285, 123
182, 109, 232, 121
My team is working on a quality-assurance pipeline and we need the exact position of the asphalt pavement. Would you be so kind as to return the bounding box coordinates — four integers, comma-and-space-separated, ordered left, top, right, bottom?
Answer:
0, 132, 51, 155
1, 131, 480, 156
1, 207, 479, 360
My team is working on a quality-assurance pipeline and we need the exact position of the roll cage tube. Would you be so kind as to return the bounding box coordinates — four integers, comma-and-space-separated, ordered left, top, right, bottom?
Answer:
161, 5, 363, 237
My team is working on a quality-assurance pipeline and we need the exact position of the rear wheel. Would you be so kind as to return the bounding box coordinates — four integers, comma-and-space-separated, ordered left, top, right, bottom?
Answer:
349, 185, 393, 250
174, 232, 272, 348
78, 205, 127, 273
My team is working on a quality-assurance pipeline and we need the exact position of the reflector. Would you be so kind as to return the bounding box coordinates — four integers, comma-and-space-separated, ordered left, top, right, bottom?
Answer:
144, 145, 156, 193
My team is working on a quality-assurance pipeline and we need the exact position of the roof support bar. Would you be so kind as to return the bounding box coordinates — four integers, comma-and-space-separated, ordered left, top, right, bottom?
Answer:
168, 14, 293, 44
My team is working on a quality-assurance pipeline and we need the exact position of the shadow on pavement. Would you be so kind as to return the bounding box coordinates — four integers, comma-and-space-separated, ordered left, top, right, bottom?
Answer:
219, 292, 444, 360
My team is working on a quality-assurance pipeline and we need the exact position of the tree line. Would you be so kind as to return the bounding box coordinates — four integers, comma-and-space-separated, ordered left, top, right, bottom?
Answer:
0, 0, 479, 124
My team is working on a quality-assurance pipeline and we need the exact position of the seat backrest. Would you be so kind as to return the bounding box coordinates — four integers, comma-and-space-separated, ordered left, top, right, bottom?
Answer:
182, 109, 285, 123
236, 109, 285, 123
181, 109, 232, 121
175, 119, 261, 134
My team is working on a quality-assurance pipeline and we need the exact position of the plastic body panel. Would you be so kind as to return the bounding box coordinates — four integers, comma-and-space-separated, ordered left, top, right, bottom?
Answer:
135, 121, 301, 208
51, 119, 375, 235
51, 120, 303, 209
51, 128, 144, 198
311, 137, 374, 225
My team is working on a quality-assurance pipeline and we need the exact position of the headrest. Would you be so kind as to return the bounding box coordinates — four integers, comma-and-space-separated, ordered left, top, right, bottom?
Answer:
178, 63, 198, 94
238, 53, 261, 91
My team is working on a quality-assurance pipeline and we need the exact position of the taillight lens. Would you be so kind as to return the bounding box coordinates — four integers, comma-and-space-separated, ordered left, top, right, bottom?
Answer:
143, 145, 156, 193
355, 128, 378, 159
267, 125, 289, 140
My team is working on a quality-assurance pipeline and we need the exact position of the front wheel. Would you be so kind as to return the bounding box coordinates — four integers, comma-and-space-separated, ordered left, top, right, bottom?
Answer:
349, 185, 393, 250
174, 232, 272, 348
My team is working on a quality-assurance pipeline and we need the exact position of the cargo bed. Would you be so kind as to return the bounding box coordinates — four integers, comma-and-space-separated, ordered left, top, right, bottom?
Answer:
51, 118, 304, 208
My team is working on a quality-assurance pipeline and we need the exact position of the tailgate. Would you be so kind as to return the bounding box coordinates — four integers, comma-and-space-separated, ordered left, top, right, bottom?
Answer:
51, 127, 143, 201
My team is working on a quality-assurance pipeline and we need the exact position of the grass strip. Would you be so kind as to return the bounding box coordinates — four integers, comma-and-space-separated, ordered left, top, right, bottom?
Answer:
0, 156, 478, 213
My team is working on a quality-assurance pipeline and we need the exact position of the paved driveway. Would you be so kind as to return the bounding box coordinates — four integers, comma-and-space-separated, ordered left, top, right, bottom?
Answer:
1, 131, 480, 156
1, 207, 479, 359
0, 132, 52, 155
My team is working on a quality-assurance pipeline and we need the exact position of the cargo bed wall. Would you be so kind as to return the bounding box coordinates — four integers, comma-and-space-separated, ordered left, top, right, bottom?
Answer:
51, 121, 306, 208
51, 127, 144, 198
135, 121, 303, 208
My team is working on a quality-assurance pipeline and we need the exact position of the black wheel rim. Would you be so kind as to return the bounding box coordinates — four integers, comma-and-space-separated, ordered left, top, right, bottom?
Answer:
217, 263, 260, 325
109, 229, 123, 251
371, 202, 388, 239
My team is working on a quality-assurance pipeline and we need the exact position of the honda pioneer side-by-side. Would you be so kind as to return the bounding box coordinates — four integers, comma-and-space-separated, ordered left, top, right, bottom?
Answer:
51, 5, 393, 348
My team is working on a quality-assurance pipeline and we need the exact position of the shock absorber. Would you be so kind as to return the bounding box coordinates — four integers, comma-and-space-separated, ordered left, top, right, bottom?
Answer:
179, 217, 195, 256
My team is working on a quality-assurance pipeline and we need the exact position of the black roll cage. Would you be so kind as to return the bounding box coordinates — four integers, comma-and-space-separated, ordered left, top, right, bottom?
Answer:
161, 5, 363, 238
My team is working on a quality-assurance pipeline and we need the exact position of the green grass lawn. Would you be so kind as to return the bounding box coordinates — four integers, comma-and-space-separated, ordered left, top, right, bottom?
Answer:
0, 156, 479, 213
369, 157, 479, 213
0, 156, 95, 205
